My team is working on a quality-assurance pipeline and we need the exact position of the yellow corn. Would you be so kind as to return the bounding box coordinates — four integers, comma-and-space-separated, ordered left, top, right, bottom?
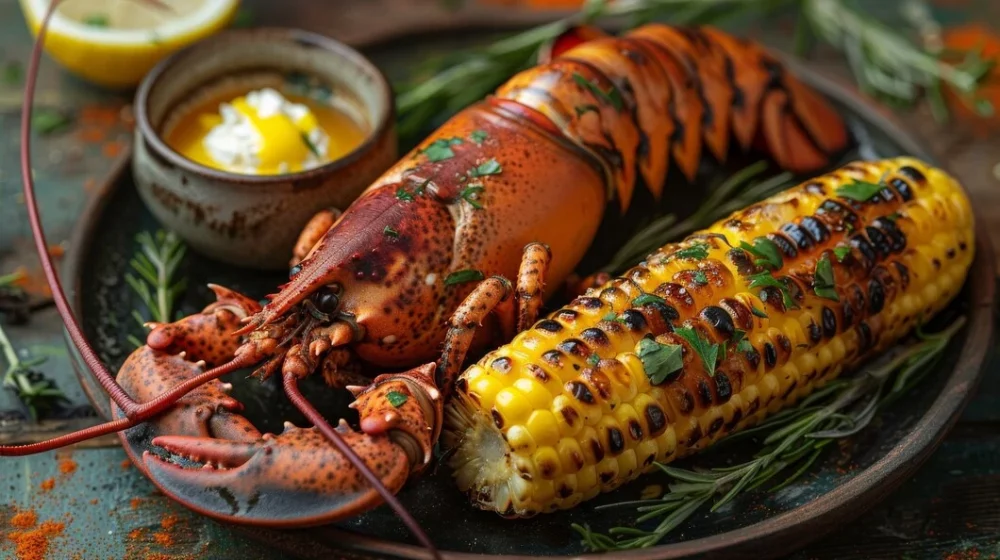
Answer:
443, 157, 975, 517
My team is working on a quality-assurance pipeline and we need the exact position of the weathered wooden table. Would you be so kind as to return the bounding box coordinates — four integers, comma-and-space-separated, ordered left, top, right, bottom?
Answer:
0, 0, 997, 558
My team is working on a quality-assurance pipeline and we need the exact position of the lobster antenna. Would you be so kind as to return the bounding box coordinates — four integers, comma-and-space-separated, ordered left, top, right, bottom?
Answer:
19, 0, 137, 411
283, 373, 440, 559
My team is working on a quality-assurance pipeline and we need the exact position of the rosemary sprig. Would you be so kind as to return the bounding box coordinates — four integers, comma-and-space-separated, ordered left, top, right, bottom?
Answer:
572, 316, 966, 551
0, 322, 65, 421
125, 230, 187, 347
601, 161, 794, 273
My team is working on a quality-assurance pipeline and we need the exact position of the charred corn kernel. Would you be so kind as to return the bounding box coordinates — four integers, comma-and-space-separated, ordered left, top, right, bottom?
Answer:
446, 158, 975, 516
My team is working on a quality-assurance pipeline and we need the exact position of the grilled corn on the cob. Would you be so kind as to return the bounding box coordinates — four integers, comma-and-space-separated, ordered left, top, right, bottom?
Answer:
443, 157, 974, 517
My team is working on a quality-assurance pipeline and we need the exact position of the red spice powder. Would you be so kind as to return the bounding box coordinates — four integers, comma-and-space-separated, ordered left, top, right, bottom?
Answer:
58, 458, 76, 476
101, 140, 125, 159
129, 498, 143, 510
120, 459, 131, 471
6, 511, 64, 560
159, 514, 179, 531
151, 532, 173, 546
127, 528, 143, 541
38, 479, 55, 493
88, 499, 98, 506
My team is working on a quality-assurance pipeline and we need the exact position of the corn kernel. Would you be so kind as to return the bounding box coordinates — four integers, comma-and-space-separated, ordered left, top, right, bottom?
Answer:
524, 410, 561, 447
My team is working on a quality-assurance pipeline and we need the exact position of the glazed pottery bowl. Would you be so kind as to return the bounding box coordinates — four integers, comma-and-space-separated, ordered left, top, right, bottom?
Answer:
132, 27, 396, 270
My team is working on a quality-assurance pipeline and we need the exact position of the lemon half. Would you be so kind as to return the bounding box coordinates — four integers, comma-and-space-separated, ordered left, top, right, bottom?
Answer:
20, 0, 239, 89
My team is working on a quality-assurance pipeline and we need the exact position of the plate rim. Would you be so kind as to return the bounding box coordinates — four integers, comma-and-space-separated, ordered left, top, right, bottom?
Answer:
62, 40, 997, 560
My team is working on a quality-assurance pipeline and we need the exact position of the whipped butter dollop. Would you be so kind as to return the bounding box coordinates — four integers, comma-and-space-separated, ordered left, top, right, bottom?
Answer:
201, 88, 331, 174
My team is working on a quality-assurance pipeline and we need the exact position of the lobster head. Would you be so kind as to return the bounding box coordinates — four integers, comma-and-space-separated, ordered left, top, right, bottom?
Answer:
238, 180, 461, 369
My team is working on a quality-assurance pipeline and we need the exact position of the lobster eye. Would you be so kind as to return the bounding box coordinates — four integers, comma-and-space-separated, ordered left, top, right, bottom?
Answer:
315, 291, 340, 314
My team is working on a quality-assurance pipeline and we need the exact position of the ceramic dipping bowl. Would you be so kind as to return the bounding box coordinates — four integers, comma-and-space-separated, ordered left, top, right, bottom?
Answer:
132, 28, 396, 270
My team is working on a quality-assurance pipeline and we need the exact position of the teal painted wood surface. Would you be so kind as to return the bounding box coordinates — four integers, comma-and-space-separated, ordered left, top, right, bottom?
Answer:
1, 0, 999, 558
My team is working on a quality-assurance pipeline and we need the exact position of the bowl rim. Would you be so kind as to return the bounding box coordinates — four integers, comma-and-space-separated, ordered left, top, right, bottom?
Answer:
133, 26, 395, 185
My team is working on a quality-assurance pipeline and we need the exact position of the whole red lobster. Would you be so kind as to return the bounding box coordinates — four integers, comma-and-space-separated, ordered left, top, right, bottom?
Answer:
5, 4, 848, 555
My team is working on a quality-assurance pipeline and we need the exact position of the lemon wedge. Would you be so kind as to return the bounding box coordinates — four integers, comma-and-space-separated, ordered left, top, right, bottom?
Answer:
19, 0, 238, 89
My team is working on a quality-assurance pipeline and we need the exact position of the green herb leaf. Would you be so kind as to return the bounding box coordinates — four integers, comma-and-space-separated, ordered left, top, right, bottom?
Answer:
632, 293, 665, 307
602, 312, 618, 322
587, 353, 600, 366
731, 329, 746, 344
836, 180, 884, 202
693, 271, 708, 285
470, 130, 488, 145
739, 237, 783, 270
747, 271, 799, 310
636, 338, 684, 384
386, 391, 408, 407
395, 187, 414, 202
736, 338, 753, 353
750, 305, 768, 319
469, 158, 502, 177
31, 108, 72, 135
885, 212, 901, 222
300, 132, 321, 157
673, 327, 720, 377
572, 72, 624, 111
833, 246, 851, 262
383, 226, 399, 238
575, 104, 599, 117
674, 242, 710, 261
459, 184, 484, 209
83, 14, 109, 27
813, 253, 839, 301
421, 138, 461, 162
3, 62, 22, 86
445, 269, 484, 286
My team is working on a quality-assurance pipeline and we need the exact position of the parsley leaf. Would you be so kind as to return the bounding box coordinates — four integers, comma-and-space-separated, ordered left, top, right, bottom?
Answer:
632, 294, 665, 307
445, 269, 484, 286
386, 391, 408, 407
459, 184, 484, 209
836, 180, 884, 202
739, 237, 783, 270
470, 130, 488, 145
693, 271, 708, 285
674, 242, 710, 260
421, 138, 463, 162
748, 271, 799, 309
572, 72, 624, 111
469, 158, 502, 177
383, 226, 399, 238
833, 246, 851, 262
602, 312, 618, 322
814, 253, 839, 301
31, 108, 72, 135
587, 353, 600, 366
395, 187, 414, 202
300, 132, 321, 157
636, 338, 684, 384
674, 327, 720, 377
736, 338, 753, 353
750, 304, 768, 319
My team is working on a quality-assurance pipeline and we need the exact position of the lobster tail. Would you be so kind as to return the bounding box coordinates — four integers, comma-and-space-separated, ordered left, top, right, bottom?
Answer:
498, 24, 850, 213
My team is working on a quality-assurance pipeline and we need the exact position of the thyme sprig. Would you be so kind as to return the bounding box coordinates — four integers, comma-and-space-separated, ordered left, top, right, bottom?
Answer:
572, 315, 965, 551
125, 230, 187, 348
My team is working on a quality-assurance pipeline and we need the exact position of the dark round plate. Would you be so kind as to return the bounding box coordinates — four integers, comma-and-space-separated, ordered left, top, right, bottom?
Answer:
64, 31, 995, 560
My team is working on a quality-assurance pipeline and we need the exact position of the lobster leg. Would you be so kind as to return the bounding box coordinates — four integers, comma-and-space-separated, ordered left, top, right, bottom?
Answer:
438, 243, 553, 396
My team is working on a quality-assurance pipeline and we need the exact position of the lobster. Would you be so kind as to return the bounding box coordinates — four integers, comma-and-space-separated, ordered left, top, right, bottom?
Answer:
5, 2, 849, 553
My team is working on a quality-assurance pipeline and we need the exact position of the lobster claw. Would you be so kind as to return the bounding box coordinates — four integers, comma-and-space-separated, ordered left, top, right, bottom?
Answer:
139, 363, 443, 526
143, 422, 411, 527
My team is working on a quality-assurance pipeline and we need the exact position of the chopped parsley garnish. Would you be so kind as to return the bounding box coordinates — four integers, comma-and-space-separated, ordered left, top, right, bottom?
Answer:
602, 312, 618, 322
83, 14, 109, 27
674, 327, 721, 377
470, 130, 488, 145
747, 271, 798, 309
736, 338, 754, 353
836, 180, 884, 202
674, 242, 710, 261
575, 104, 599, 117
395, 187, 414, 202
300, 132, 321, 157
571, 72, 624, 111
813, 253, 839, 301
750, 304, 768, 319
459, 184, 485, 209
421, 137, 463, 162
444, 269, 484, 286
632, 293, 665, 307
31, 109, 72, 135
693, 271, 708, 285
739, 237, 783, 270
833, 246, 851, 262
636, 338, 684, 384
587, 353, 600, 366
469, 158, 502, 177
386, 391, 408, 407
413, 178, 430, 196
731, 329, 746, 344
383, 226, 399, 238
